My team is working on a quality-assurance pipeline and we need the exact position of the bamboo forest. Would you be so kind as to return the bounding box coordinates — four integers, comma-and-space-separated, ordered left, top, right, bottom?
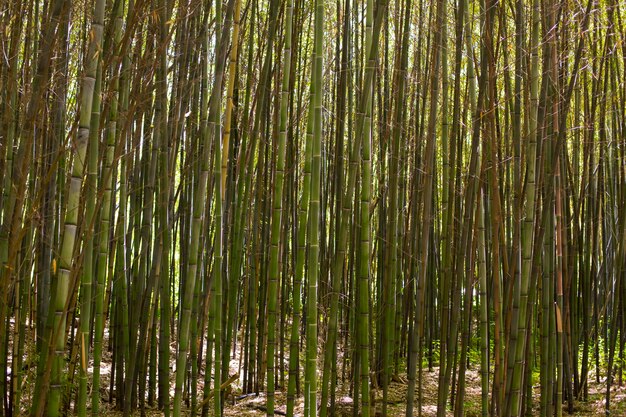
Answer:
2, 0, 626, 415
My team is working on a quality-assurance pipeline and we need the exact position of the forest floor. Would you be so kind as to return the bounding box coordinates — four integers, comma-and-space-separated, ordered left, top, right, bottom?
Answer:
14, 322, 626, 416
215, 366, 626, 417
90, 348, 626, 417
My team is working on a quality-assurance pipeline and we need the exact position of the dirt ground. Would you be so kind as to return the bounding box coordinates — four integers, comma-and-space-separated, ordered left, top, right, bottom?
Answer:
91, 362, 626, 417
213, 367, 626, 417
14, 322, 626, 416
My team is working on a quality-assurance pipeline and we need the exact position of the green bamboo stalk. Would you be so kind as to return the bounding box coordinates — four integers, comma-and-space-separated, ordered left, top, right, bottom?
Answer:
212, 0, 224, 414
47, 0, 105, 413
507, 0, 540, 412
305, 1, 324, 415
477, 192, 489, 417
265, 0, 294, 413
77, 60, 102, 417
222, 0, 243, 388
173, 0, 235, 414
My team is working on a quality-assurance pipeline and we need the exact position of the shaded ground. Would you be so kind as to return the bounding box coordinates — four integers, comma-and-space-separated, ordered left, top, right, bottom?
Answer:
215, 367, 626, 417
13, 322, 626, 416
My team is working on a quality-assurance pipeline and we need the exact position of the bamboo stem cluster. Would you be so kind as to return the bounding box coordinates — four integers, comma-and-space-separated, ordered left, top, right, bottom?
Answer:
0, 0, 624, 417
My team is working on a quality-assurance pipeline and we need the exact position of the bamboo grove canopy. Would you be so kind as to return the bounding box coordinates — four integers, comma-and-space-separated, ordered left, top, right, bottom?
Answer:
0, 0, 625, 416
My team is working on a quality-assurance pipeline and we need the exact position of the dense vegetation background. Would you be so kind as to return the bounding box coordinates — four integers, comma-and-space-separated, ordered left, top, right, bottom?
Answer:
0, 0, 625, 415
